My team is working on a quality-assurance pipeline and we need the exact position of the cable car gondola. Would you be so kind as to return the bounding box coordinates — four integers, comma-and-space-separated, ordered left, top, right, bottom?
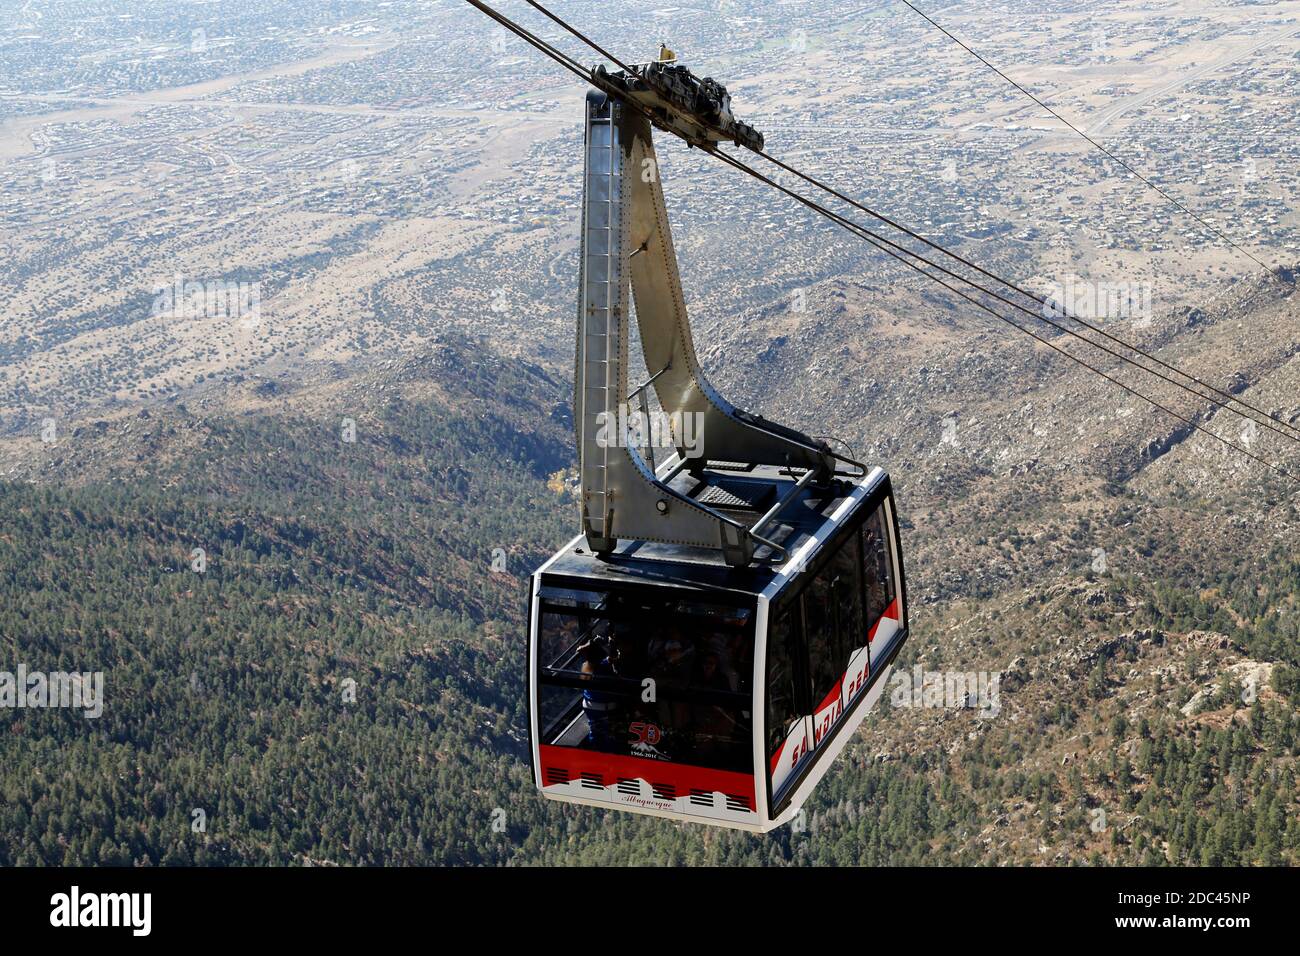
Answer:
526, 63, 910, 830
531, 464, 906, 830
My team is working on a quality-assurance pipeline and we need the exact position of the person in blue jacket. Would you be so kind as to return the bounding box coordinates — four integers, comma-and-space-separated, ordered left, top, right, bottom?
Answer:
579, 639, 620, 750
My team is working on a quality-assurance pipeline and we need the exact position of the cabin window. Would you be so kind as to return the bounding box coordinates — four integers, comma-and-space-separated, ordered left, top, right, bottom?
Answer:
830, 531, 864, 654
764, 609, 803, 763
535, 588, 754, 774
802, 566, 843, 713
862, 504, 896, 628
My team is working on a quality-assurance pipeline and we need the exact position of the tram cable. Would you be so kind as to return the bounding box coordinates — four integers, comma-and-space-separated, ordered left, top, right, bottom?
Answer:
747, 145, 1300, 445
726, 148, 1300, 452
521, 0, 635, 74
707, 148, 1300, 485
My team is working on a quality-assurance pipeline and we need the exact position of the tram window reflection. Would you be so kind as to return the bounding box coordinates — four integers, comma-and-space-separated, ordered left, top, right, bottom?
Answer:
802, 568, 841, 709
862, 505, 895, 627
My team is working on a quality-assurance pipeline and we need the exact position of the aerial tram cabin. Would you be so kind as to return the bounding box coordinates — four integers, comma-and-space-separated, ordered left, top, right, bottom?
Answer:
530, 463, 906, 831
528, 55, 910, 830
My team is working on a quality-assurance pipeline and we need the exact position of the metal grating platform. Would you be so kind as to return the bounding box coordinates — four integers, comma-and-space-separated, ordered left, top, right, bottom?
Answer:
693, 478, 777, 511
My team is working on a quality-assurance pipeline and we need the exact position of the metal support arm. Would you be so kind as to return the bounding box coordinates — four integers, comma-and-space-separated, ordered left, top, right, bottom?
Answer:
574, 88, 833, 567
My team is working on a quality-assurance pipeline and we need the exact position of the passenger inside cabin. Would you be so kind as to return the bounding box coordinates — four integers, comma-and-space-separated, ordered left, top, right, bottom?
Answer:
579, 639, 620, 751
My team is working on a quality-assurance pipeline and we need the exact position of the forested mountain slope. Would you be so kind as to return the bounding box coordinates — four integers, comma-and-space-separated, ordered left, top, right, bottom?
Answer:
2, 290, 1298, 864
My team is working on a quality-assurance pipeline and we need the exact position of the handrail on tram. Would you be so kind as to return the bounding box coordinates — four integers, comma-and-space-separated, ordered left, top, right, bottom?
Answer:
748, 466, 817, 541
643, 451, 875, 567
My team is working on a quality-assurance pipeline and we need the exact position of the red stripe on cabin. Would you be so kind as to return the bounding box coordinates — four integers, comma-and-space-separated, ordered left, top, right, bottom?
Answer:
867, 597, 900, 643
540, 744, 755, 811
